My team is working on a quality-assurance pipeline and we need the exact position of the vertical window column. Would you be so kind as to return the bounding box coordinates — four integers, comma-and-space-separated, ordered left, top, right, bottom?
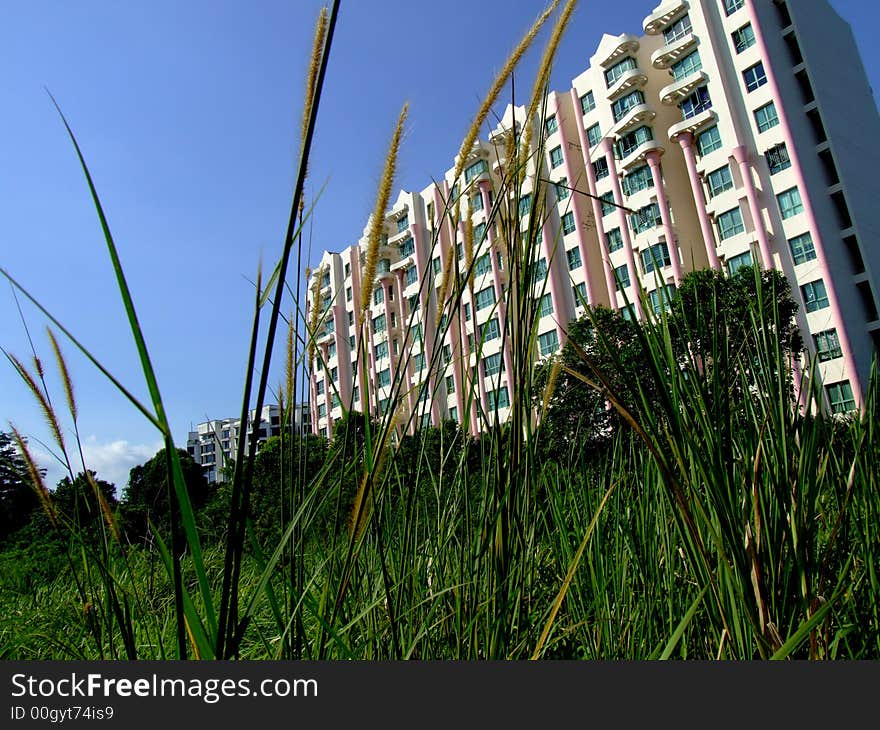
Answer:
331, 303, 351, 409
644, 151, 683, 285
731, 146, 773, 267
350, 243, 372, 415
393, 268, 417, 428
742, 2, 862, 406
320, 341, 334, 440
602, 138, 644, 319
676, 132, 720, 269
569, 89, 617, 305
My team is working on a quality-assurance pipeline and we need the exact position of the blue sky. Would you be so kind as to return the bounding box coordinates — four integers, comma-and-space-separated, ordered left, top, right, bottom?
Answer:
2, 0, 877, 490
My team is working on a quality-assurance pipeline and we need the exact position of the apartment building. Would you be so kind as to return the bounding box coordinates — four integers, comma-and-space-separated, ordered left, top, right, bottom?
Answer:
186, 403, 311, 483
306, 0, 880, 438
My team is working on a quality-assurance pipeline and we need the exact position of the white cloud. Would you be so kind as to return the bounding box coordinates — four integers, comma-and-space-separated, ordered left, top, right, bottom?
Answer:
79, 437, 163, 493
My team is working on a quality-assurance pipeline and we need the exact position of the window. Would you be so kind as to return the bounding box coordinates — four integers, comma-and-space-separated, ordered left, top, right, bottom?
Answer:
373, 313, 386, 332
671, 50, 702, 81
622, 165, 653, 196
405, 265, 418, 286
562, 211, 576, 235
448, 406, 458, 422
442, 343, 452, 365
600, 192, 616, 217
316, 380, 324, 395
544, 115, 558, 136
482, 318, 501, 342
318, 404, 326, 418
408, 294, 420, 313
373, 287, 384, 305
732, 23, 756, 53
464, 159, 489, 183
456, 242, 464, 260
612, 90, 646, 122
592, 158, 609, 180
320, 270, 330, 288
723, 0, 745, 16
470, 193, 484, 213
826, 381, 856, 414
538, 293, 553, 317
697, 126, 722, 156
349, 335, 355, 348
649, 284, 675, 314
743, 62, 767, 92
681, 86, 712, 119
464, 302, 472, 321
414, 353, 425, 371
586, 123, 602, 149
766, 143, 791, 175
352, 386, 359, 403
348, 310, 354, 325
518, 194, 532, 217
706, 165, 734, 197
604, 56, 638, 88
475, 286, 496, 311
474, 253, 492, 277
777, 187, 804, 219
555, 177, 570, 200
801, 279, 829, 312
399, 237, 415, 257
616, 125, 654, 159
663, 13, 692, 43
346, 286, 352, 301
566, 247, 582, 270
532, 257, 548, 284
580, 90, 596, 114
474, 222, 487, 243
606, 227, 623, 252
538, 330, 559, 356
483, 353, 504, 376
330, 367, 338, 382
631, 202, 662, 234
432, 257, 441, 275
722, 250, 752, 275
789, 232, 816, 265
717, 207, 745, 240
572, 282, 587, 304
754, 102, 779, 133
549, 146, 564, 168
814, 329, 842, 362
640, 242, 671, 274
378, 398, 389, 414
614, 264, 631, 291
488, 386, 510, 411
377, 368, 391, 387
344, 262, 351, 277
375, 341, 388, 360
446, 375, 456, 394
328, 342, 336, 358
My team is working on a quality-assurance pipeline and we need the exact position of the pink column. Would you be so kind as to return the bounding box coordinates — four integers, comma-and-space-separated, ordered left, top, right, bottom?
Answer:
570, 88, 616, 304
552, 91, 595, 306
412, 220, 442, 426
732, 145, 773, 269
603, 139, 644, 319
744, 0, 862, 405
645, 151, 683, 285
677, 132, 721, 270
393, 269, 416, 428
320, 341, 333, 440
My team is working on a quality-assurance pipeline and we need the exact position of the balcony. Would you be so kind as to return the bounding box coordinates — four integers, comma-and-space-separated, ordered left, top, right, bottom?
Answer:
667, 108, 716, 141
651, 32, 698, 69
610, 103, 657, 137
642, 0, 688, 35
607, 66, 649, 101
618, 138, 664, 172
599, 34, 641, 68
659, 69, 707, 105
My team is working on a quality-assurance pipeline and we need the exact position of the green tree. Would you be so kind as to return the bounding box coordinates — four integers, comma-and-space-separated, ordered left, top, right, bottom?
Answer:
0, 431, 40, 542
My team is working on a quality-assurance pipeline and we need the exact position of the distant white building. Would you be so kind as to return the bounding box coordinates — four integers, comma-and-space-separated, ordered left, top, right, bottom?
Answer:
186, 403, 310, 483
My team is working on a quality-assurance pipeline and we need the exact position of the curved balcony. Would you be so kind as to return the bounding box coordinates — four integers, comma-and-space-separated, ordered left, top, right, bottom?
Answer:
668, 108, 716, 142
610, 103, 657, 137
651, 32, 698, 69
599, 33, 641, 68
660, 69, 707, 105
618, 139, 664, 171
642, 0, 688, 35
607, 66, 649, 101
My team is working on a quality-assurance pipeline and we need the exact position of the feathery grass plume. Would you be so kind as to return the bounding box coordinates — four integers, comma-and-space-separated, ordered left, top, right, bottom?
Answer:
348, 407, 399, 541
451, 0, 560, 183
435, 241, 456, 322
285, 309, 295, 413
85, 470, 121, 543
301, 7, 329, 179
47, 327, 77, 421
9, 425, 57, 527
539, 356, 562, 421
519, 0, 578, 168
6, 352, 67, 457
360, 103, 409, 317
